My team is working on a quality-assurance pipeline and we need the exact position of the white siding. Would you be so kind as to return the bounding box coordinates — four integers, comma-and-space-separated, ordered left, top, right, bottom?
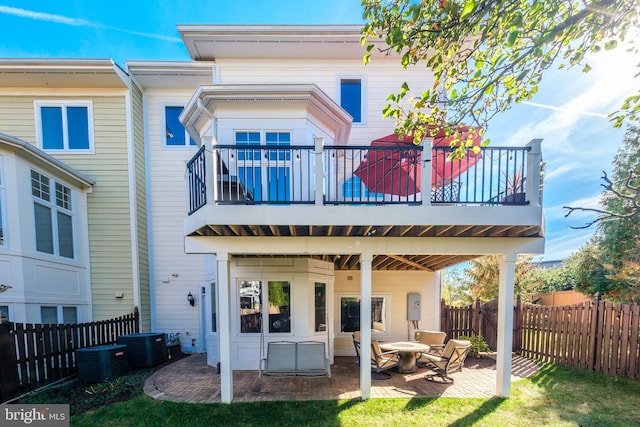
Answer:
145, 90, 209, 350
214, 58, 434, 144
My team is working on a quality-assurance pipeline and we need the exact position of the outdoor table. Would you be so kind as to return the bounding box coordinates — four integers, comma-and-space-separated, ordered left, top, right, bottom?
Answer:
379, 341, 431, 373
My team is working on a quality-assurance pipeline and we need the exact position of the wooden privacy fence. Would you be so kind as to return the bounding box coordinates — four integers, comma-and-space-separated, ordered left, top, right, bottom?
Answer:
0, 308, 139, 403
441, 296, 640, 380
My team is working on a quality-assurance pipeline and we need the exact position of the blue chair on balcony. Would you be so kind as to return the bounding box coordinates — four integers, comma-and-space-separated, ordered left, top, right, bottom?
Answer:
343, 177, 384, 204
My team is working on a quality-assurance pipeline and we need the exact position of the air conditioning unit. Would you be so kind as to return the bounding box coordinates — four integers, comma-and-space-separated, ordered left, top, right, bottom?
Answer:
116, 333, 167, 367
76, 344, 128, 383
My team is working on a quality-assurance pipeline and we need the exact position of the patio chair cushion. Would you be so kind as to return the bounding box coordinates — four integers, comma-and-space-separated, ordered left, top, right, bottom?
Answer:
423, 339, 472, 383
371, 340, 400, 373
415, 330, 447, 356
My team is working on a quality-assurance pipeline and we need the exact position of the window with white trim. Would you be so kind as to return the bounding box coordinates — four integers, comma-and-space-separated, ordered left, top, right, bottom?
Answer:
40, 305, 78, 324
165, 106, 196, 147
238, 279, 291, 334
36, 101, 93, 152
235, 131, 292, 202
340, 295, 388, 333
0, 305, 9, 321
31, 170, 75, 259
339, 78, 365, 124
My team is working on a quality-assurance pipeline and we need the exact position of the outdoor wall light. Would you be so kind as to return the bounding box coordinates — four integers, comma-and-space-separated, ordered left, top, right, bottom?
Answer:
187, 292, 195, 306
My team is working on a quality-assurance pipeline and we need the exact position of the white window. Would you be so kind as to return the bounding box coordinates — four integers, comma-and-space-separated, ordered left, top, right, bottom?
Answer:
339, 76, 367, 125
164, 106, 196, 147
339, 295, 388, 334
235, 131, 292, 202
40, 306, 78, 324
35, 101, 94, 152
0, 158, 5, 247
315, 283, 327, 332
31, 170, 75, 259
0, 305, 10, 321
238, 279, 291, 334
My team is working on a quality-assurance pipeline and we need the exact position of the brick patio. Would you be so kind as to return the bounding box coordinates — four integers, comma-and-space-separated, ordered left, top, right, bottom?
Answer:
144, 353, 540, 403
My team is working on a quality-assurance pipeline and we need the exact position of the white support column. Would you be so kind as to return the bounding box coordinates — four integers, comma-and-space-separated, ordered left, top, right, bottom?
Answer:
496, 253, 517, 397
525, 138, 543, 207
217, 252, 233, 403
203, 134, 216, 205
360, 252, 373, 400
314, 137, 324, 206
421, 138, 433, 207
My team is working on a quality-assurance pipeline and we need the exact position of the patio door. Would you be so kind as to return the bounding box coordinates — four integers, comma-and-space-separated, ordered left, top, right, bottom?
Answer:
236, 131, 291, 203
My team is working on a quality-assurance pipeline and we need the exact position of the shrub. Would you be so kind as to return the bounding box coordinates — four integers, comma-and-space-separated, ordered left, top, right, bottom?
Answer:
458, 334, 491, 357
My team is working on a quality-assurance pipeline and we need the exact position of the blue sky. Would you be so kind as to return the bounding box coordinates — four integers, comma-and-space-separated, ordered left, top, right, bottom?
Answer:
1, 0, 637, 261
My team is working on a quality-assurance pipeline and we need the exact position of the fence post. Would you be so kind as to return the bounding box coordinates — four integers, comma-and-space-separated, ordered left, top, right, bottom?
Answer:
514, 295, 522, 352
474, 298, 482, 337
440, 300, 447, 335
0, 321, 20, 403
134, 306, 140, 333
588, 294, 601, 371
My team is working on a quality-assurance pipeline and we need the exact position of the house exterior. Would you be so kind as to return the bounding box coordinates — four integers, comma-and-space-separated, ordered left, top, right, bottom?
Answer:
132, 25, 545, 402
0, 25, 545, 403
0, 60, 151, 330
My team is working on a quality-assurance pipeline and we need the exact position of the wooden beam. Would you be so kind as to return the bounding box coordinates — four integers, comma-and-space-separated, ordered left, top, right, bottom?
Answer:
388, 255, 432, 271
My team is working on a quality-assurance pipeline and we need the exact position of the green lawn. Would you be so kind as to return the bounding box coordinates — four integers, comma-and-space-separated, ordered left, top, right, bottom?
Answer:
22, 362, 640, 426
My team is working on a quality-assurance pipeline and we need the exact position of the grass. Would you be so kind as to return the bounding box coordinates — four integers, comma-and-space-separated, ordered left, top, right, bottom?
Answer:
19, 362, 640, 426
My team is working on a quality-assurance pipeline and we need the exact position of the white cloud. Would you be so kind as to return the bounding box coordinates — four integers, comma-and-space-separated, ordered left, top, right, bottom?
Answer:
520, 101, 609, 118
545, 194, 601, 221
0, 6, 181, 42
543, 228, 594, 260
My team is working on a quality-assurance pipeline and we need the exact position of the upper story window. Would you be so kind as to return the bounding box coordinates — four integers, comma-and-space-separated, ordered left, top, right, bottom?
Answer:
35, 101, 93, 152
165, 106, 196, 147
234, 131, 293, 202
31, 170, 75, 259
339, 78, 365, 124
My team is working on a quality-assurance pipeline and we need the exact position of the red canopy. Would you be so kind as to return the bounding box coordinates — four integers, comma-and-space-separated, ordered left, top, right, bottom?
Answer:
354, 128, 482, 196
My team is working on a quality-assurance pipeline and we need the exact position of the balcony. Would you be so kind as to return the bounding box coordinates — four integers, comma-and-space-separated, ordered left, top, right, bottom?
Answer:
184, 139, 543, 270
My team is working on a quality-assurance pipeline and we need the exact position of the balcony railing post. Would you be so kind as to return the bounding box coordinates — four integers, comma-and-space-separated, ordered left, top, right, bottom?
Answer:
314, 137, 324, 206
203, 135, 216, 205
525, 139, 543, 207
421, 138, 433, 207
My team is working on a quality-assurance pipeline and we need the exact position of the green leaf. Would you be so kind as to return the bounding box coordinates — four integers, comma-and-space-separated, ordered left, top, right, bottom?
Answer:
507, 31, 519, 47
604, 40, 618, 50
460, 0, 476, 20
363, 54, 371, 65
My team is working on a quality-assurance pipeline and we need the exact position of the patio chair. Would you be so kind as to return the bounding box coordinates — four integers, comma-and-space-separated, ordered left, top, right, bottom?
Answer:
352, 331, 361, 362
423, 339, 472, 383
370, 340, 400, 378
353, 332, 399, 378
414, 330, 447, 356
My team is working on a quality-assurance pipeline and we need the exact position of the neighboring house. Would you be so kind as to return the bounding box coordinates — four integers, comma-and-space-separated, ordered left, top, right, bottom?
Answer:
132, 25, 545, 402
0, 60, 151, 330
0, 133, 94, 323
